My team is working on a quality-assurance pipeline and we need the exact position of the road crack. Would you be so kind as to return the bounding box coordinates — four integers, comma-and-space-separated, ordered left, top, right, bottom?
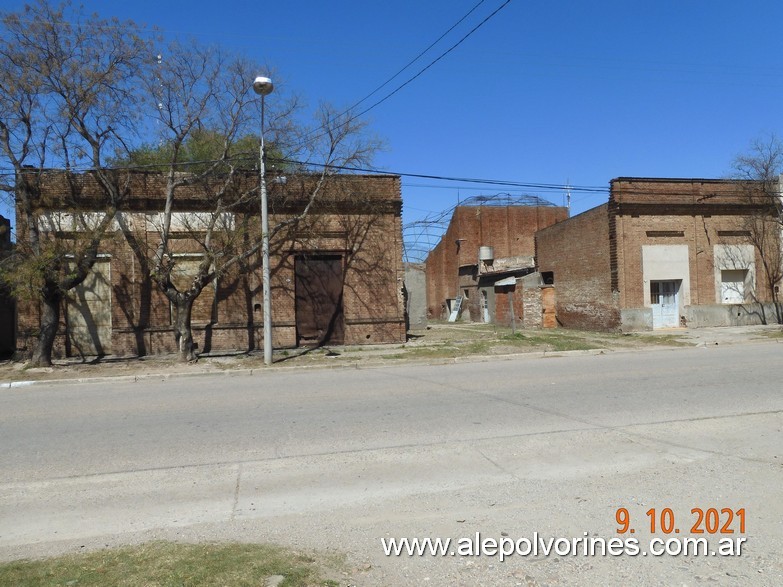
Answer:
231, 462, 242, 520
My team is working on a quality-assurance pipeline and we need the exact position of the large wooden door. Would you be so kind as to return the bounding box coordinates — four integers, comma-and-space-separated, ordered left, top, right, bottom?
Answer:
295, 255, 344, 346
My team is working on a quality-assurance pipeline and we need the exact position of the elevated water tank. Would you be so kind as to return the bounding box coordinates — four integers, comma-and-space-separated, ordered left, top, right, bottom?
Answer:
478, 246, 494, 262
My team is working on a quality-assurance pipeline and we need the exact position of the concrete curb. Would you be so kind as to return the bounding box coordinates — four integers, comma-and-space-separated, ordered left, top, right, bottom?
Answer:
0, 343, 706, 389
0, 348, 611, 389
1, 334, 779, 389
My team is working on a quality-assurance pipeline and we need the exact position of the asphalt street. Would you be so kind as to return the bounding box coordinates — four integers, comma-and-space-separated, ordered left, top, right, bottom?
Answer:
1, 343, 781, 586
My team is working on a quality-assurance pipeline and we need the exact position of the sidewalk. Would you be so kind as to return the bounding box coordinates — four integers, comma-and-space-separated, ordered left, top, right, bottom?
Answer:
1, 323, 780, 387
641, 323, 783, 346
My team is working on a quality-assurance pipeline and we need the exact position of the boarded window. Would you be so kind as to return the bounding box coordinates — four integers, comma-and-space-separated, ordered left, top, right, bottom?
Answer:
170, 256, 216, 324
721, 269, 747, 304
717, 230, 751, 238
66, 258, 112, 356
646, 231, 685, 237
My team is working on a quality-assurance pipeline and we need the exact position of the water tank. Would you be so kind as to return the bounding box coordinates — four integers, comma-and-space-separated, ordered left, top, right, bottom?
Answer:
478, 246, 494, 262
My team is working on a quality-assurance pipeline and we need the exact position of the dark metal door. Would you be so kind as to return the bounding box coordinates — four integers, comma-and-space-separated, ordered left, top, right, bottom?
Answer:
295, 255, 345, 346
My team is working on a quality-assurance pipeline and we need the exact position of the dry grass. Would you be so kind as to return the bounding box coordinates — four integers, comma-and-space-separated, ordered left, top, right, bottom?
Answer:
757, 328, 783, 339
0, 541, 342, 587
0, 324, 696, 383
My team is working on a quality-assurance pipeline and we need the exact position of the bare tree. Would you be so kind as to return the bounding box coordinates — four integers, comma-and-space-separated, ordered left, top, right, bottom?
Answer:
0, 0, 150, 365
124, 40, 381, 361
732, 134, 783, 324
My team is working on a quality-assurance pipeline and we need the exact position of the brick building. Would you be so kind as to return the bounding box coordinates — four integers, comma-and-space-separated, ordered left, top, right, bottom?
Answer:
0, 215, 14, 356
17, 171, 406, 357
425, 197, 568, 326
536, 177, 782, 331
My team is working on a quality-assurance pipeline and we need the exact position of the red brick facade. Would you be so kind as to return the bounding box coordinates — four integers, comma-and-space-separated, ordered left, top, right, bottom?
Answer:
16, 171, 406, 357
425, 205, 568, 321
535, 204, 618, 330
536, 178, 781, 330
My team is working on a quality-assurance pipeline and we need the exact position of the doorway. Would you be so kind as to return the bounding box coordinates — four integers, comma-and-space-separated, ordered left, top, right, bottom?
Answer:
480, 290, 490, 323
650, 280, 680, 328
295, 254, 345, 346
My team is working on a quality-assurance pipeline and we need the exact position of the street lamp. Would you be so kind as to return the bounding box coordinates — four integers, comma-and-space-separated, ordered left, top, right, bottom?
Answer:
253, 76, 274, 365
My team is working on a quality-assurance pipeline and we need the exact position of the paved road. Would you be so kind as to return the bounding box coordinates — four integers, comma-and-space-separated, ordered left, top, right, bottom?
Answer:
1, 343, 782, 585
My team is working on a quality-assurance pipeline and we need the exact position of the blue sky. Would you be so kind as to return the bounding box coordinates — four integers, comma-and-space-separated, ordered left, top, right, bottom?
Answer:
4, 0, 783, 255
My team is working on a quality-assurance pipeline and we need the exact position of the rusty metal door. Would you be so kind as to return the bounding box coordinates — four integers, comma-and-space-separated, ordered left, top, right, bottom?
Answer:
295, 255, 344, 346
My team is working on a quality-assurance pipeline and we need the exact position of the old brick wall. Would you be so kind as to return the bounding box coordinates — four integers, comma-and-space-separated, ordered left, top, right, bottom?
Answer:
610, 178, 777, 312
16, 172, 406, 357
424, 213, 460, 320
404, 263, 427, 330
520, 273, 544, 329
425, 205, 567, 320
521, 285, 541, 328
535, 178, 779, 332
493, 286, 525, 327
0, 216, 15, 355
536, 204, 620, 330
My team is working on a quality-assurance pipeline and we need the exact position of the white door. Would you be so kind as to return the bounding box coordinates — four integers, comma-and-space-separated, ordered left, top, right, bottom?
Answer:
481, 290, 490, 323
650, 280, 679, 328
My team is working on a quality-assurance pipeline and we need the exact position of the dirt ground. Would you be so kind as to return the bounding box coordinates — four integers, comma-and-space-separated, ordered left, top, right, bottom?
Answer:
1, 322, 781, 385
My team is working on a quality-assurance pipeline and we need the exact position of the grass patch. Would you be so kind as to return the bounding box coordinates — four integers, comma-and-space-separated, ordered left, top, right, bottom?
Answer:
381, 331, 602, 359
757, 328, 783, 339
0, 541, 341, 587
382, 343, 461, 360
629, 334, 691, 346
500, 332, 598, 351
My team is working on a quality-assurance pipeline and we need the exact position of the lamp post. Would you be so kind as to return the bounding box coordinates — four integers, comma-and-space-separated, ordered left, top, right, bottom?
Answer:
253, 76, 274, 365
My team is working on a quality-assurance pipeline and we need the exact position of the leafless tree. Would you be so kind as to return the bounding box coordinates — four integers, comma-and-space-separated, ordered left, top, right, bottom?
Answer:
732, 134, 783, 324
127, 40, 381, 361
0, 0, 150, 365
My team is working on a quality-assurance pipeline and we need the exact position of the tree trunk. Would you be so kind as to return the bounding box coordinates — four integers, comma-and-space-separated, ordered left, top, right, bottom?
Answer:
773, 290, 783, 325
173, 296, 197, 362
31, 291, 61, 367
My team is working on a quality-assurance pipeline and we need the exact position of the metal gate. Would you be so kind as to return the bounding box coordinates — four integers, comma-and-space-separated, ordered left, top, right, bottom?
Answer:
295, 255, 345, 346
650, 280, 679, 328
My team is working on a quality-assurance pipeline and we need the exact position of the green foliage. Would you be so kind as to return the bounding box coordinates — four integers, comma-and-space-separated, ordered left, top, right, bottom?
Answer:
111, 129, 287, 174
0, 248, 60, 301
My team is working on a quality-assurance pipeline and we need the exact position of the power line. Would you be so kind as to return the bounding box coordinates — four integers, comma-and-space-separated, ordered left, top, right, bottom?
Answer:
0, 153, 608, 194
353, 0, 513, 119
270, 156, 607, 193
331, 1, 487, 119
289, 0, 514, 150
7, 159, 779, 199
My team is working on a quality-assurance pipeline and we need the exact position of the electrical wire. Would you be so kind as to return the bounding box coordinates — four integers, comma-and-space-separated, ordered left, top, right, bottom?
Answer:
5, 158, 780, 199
0, 154, 608, 194
316, 1, 488, 127
288, 0, 513, 150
